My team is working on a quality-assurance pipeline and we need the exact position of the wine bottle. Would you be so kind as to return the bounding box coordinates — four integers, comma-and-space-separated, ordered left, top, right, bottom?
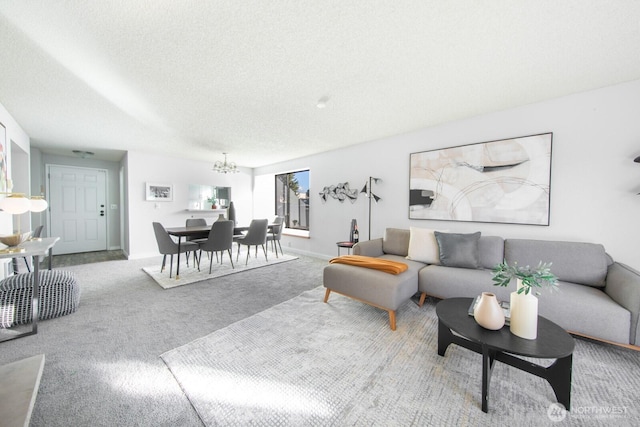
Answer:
350, 218, 357, 242
353, 225, 359, 243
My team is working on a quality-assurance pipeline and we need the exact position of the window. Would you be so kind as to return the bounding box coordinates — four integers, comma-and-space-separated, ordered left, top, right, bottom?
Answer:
275, 170, 309, 231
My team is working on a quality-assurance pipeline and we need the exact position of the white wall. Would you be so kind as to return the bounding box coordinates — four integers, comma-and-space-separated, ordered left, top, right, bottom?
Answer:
29, 147, 45, 232
0, 101, 30, 234
6, 80, 640, 268
126, 150, 254, 259
0, 101, 31, 277
254, 79, 640, 269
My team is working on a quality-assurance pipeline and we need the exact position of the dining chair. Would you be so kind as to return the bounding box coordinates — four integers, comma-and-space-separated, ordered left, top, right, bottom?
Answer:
234, 219, 269, 265
266, 216, 284, 258
198, 220, 235, 273
185, 218, 207, 235
184, 218, 208, 265
152, 222, 200, 277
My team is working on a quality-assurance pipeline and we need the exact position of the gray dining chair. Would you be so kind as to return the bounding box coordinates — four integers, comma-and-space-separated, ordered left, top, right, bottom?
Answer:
234, 219, 269, 265
266, 216, 284, 258
185, 218, 207, 265
198, 220, 235, 274
185, 218, 207, 236
197, 220, 235, 273
152, 222, 200, 277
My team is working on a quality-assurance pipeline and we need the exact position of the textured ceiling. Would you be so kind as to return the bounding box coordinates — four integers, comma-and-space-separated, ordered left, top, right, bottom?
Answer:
1, 1, 640, 167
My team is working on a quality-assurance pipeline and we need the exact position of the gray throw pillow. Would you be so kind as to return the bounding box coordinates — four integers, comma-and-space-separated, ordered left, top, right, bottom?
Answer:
434, 231, 481, 269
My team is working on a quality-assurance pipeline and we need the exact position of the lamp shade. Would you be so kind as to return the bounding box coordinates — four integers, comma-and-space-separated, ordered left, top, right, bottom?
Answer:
0, 195, 31, 214
30, 197, 48, 212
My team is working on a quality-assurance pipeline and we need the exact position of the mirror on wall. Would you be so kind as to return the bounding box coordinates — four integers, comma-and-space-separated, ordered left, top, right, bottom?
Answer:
188, 184, 231, 210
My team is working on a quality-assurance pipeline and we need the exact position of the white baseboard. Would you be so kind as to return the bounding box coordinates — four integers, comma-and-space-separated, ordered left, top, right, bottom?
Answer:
281, 247, 331, 261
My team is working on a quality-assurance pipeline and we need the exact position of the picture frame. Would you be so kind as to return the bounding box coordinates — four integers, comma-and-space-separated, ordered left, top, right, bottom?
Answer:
409, 133, 552, 225
146, 182, 173, 201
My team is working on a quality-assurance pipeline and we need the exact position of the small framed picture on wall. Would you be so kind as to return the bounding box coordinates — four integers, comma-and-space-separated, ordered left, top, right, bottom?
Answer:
146, 182, 173, 201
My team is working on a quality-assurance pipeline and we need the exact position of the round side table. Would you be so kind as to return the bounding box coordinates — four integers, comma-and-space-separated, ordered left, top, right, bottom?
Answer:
336, 241, 355, 255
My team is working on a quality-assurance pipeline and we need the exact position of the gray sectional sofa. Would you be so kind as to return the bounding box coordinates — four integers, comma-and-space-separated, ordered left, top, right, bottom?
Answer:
323, 227, 640, 348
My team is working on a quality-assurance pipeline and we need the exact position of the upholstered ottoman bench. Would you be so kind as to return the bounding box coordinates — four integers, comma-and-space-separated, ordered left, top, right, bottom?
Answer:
0, 270, 80, 328
323, 255, 419, 330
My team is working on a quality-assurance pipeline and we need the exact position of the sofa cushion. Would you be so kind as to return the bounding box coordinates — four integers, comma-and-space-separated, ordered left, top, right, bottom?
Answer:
538, 281, 630, 344
406, 227, 445, 264
383, 228, 411, 257
380, 254, 427, 273
418, 265, 509, 301
434, 231, 481, 269
478, 236, 505, 269
504, 239, 608, 287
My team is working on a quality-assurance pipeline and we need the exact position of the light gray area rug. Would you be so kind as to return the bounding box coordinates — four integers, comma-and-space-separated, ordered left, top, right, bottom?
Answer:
143, 254, 298, 289
162, 287, 640, 426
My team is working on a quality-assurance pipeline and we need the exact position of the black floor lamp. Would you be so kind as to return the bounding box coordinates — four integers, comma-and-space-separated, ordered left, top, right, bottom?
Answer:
360, 177, 382, 240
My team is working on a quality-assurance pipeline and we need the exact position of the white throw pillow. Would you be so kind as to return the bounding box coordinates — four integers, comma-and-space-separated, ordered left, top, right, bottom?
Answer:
406, 227, 448, 264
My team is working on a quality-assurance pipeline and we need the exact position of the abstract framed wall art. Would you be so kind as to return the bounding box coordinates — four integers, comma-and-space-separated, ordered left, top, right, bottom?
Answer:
409, 133, 552, 225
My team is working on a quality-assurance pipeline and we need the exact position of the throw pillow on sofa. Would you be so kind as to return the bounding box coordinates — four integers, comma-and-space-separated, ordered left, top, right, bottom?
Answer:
406, 227, 448, 264
434, 231, 481, 268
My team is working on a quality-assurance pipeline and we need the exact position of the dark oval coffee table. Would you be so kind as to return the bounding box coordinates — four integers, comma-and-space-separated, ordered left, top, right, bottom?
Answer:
436, 297, 575, 413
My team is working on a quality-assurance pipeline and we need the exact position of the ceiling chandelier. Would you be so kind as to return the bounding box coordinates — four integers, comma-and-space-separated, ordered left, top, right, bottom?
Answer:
213, 152, 239, 174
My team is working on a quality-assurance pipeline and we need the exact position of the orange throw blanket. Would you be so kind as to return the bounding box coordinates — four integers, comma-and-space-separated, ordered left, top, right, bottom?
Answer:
329, 255, 409, 275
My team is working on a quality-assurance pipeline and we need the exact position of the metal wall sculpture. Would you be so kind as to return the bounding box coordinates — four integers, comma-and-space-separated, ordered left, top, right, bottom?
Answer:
319, 182, 358, 203
409, 133, 552, 225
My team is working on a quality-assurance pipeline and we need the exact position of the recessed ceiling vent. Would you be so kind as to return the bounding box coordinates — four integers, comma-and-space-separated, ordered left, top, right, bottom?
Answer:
73, 150, 95, 158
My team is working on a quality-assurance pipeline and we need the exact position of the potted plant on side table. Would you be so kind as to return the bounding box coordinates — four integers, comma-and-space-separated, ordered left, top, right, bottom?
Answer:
492, 260, 558, 340
207, 197, 218, 209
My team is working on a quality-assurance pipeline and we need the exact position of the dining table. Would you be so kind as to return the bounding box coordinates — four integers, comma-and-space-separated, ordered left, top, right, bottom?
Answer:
164, 223, 275, 279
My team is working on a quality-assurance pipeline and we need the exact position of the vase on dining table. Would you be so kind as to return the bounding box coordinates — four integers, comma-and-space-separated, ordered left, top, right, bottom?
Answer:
227, 201, 236, 226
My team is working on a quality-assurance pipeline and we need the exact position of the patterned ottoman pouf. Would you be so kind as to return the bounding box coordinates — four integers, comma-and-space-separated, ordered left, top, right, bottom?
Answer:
0, 270, 80, 328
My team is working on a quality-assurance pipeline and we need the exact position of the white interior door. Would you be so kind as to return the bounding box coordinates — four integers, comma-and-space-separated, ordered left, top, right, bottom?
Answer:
47, 165, 108, 255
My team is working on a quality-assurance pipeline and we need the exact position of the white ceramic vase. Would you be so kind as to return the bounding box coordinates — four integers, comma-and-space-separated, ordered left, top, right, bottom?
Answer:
510, 279, 539, 339
473, 292, 505, 330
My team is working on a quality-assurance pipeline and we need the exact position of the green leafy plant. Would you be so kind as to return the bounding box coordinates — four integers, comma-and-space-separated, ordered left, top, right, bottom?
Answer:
492, 260, 559, 296
206, 197, 218, 205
